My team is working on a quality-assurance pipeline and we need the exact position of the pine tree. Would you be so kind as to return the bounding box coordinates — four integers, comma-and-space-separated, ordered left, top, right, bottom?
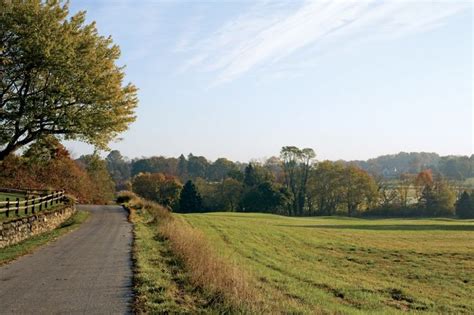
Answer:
456, 191, 474, 218
419, 185, 437, 215
178, 180, 202, 213
244, 164, 257, 187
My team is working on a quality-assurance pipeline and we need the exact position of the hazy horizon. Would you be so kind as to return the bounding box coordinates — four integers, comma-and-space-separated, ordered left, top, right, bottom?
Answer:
66, 0, 473, 162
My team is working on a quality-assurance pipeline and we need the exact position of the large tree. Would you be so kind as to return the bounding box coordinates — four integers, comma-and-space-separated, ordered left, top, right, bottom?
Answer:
280, 146, 316, 215
132, 173, 182, 207
342, 165, 378, 216
456, 191, 474, 219
178, 180, 202, 213
307, 161, 345, 215
0, 1, 137, 160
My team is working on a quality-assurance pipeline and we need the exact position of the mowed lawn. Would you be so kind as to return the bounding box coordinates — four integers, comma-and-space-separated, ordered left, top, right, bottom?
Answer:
181, 213, 474, 314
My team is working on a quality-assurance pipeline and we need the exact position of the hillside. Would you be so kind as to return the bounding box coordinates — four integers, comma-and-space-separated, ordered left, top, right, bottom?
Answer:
350, 152, 474, 179
182, 212, 474, 313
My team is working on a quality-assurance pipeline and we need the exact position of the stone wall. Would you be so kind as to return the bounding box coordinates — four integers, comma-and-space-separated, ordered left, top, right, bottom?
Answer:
0, 206, 76, 248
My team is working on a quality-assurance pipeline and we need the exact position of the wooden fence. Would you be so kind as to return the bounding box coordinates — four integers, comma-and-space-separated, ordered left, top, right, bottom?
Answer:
0, 190, 66, 218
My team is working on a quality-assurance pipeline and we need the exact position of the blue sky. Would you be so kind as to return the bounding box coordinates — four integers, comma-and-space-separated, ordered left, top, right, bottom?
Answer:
66, 0, 473, 162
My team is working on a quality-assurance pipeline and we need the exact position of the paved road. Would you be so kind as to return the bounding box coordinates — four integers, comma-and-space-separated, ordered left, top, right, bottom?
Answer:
0, 205, 133, 314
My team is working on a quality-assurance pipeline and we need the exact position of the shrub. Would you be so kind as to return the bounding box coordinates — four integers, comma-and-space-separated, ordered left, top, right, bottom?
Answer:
116, 190, 136, 204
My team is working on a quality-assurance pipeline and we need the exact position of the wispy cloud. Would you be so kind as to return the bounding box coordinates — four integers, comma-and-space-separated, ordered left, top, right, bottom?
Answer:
177, 0, 471, 85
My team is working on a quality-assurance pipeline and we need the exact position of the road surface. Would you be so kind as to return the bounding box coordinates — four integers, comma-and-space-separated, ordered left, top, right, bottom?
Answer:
0, 205, 133, 314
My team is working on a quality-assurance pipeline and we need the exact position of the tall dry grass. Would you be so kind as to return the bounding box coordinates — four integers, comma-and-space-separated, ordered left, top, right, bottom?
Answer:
159, 217, 261, 312
121, 191, 263, 312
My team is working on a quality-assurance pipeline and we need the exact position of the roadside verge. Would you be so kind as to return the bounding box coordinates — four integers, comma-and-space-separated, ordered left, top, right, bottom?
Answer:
122, 191, 264, 313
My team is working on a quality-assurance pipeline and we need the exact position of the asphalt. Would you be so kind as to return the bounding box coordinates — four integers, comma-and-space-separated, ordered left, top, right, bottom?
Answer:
0, 205, 133, 314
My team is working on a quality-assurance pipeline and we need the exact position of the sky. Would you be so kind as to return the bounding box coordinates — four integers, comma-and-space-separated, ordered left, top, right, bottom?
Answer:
66, 0, 473, 162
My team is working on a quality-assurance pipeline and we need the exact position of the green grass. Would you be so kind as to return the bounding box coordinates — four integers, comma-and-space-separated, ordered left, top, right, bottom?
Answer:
131, 208, 221, 313
181, 213, 474, 314
0, 192, 25, 200
0, 191, 26, 222
0, 192, 65, 222
0, 210, 90, 265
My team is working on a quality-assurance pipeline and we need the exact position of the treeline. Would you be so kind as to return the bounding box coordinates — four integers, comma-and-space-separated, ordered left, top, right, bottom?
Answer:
0, 136, 114, 204
109, 147, 474, 218
352, 152, 474, 180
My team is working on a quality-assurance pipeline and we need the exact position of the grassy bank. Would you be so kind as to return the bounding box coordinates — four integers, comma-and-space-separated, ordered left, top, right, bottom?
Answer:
125, 193, 262, 313
182, 213, 474, 314
0, 210, 90, 265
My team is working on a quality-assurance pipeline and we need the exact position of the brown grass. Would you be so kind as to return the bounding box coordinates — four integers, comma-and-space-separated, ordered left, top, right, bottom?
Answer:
159, 217, 261, 312
121, 191, 263, 312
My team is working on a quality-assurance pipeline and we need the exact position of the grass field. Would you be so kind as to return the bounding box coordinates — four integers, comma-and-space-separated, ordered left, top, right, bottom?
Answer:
182, 213, 474, 314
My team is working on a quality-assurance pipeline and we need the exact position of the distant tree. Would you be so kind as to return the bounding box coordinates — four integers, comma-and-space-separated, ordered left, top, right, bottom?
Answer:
341, 165, 378, 216
307, 161, 345, 215
179, 180, 202, 213
218, 178, 243, 211
77, 153, 115, 203
375, 176, 400, 209
432, 181, 456, 216
132, 173, 182, 207
177, 154, 188, 179
131, 156, 178, 177
0, 1, 137, 160
264, 156, 284, 183
354, 152, 441, 178
456, 191, 474, 218
244, 163, 258, 187
187, 154, 209, 179
227, 169, 244, 182
106, 150, 131, 190
439, 156, 473, 180
397, 173, 414, 207
194, 178, 222, 211
418, 179, 456, 216
240, 182, 288, 213
243, 163, 273, 187
419, 185, 436, 213
415, 169, 434, 199
207, 158, 238, 182
280, 146, 316, 215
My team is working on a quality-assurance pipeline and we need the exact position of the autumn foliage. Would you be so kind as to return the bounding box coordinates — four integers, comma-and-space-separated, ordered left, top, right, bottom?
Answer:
0, 138, 113, 204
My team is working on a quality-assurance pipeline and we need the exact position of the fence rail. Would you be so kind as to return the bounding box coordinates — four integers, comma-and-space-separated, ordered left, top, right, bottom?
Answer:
0, 190, 66, 218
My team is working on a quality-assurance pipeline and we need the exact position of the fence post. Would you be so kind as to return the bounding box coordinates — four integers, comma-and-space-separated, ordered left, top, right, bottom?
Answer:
15, 198, 19, 216
56, 191, 59, 204
50, 192, 54, 206
44, 195, 48, 210
5, 198, 9, 218
32, 196, 35, 214
39, 201, 42, 212
25, 197, 28, 215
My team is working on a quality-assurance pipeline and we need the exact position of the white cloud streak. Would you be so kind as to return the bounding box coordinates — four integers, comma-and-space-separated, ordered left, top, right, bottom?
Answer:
177, 0, 472, 85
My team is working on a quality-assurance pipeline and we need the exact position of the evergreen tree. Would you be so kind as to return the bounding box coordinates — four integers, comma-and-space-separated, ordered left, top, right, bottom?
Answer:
419, 185, 437, 215
244, 164, 257, 187
179, 180, 202, 213
240, 182, 288, 213
456, 191, 474, 218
